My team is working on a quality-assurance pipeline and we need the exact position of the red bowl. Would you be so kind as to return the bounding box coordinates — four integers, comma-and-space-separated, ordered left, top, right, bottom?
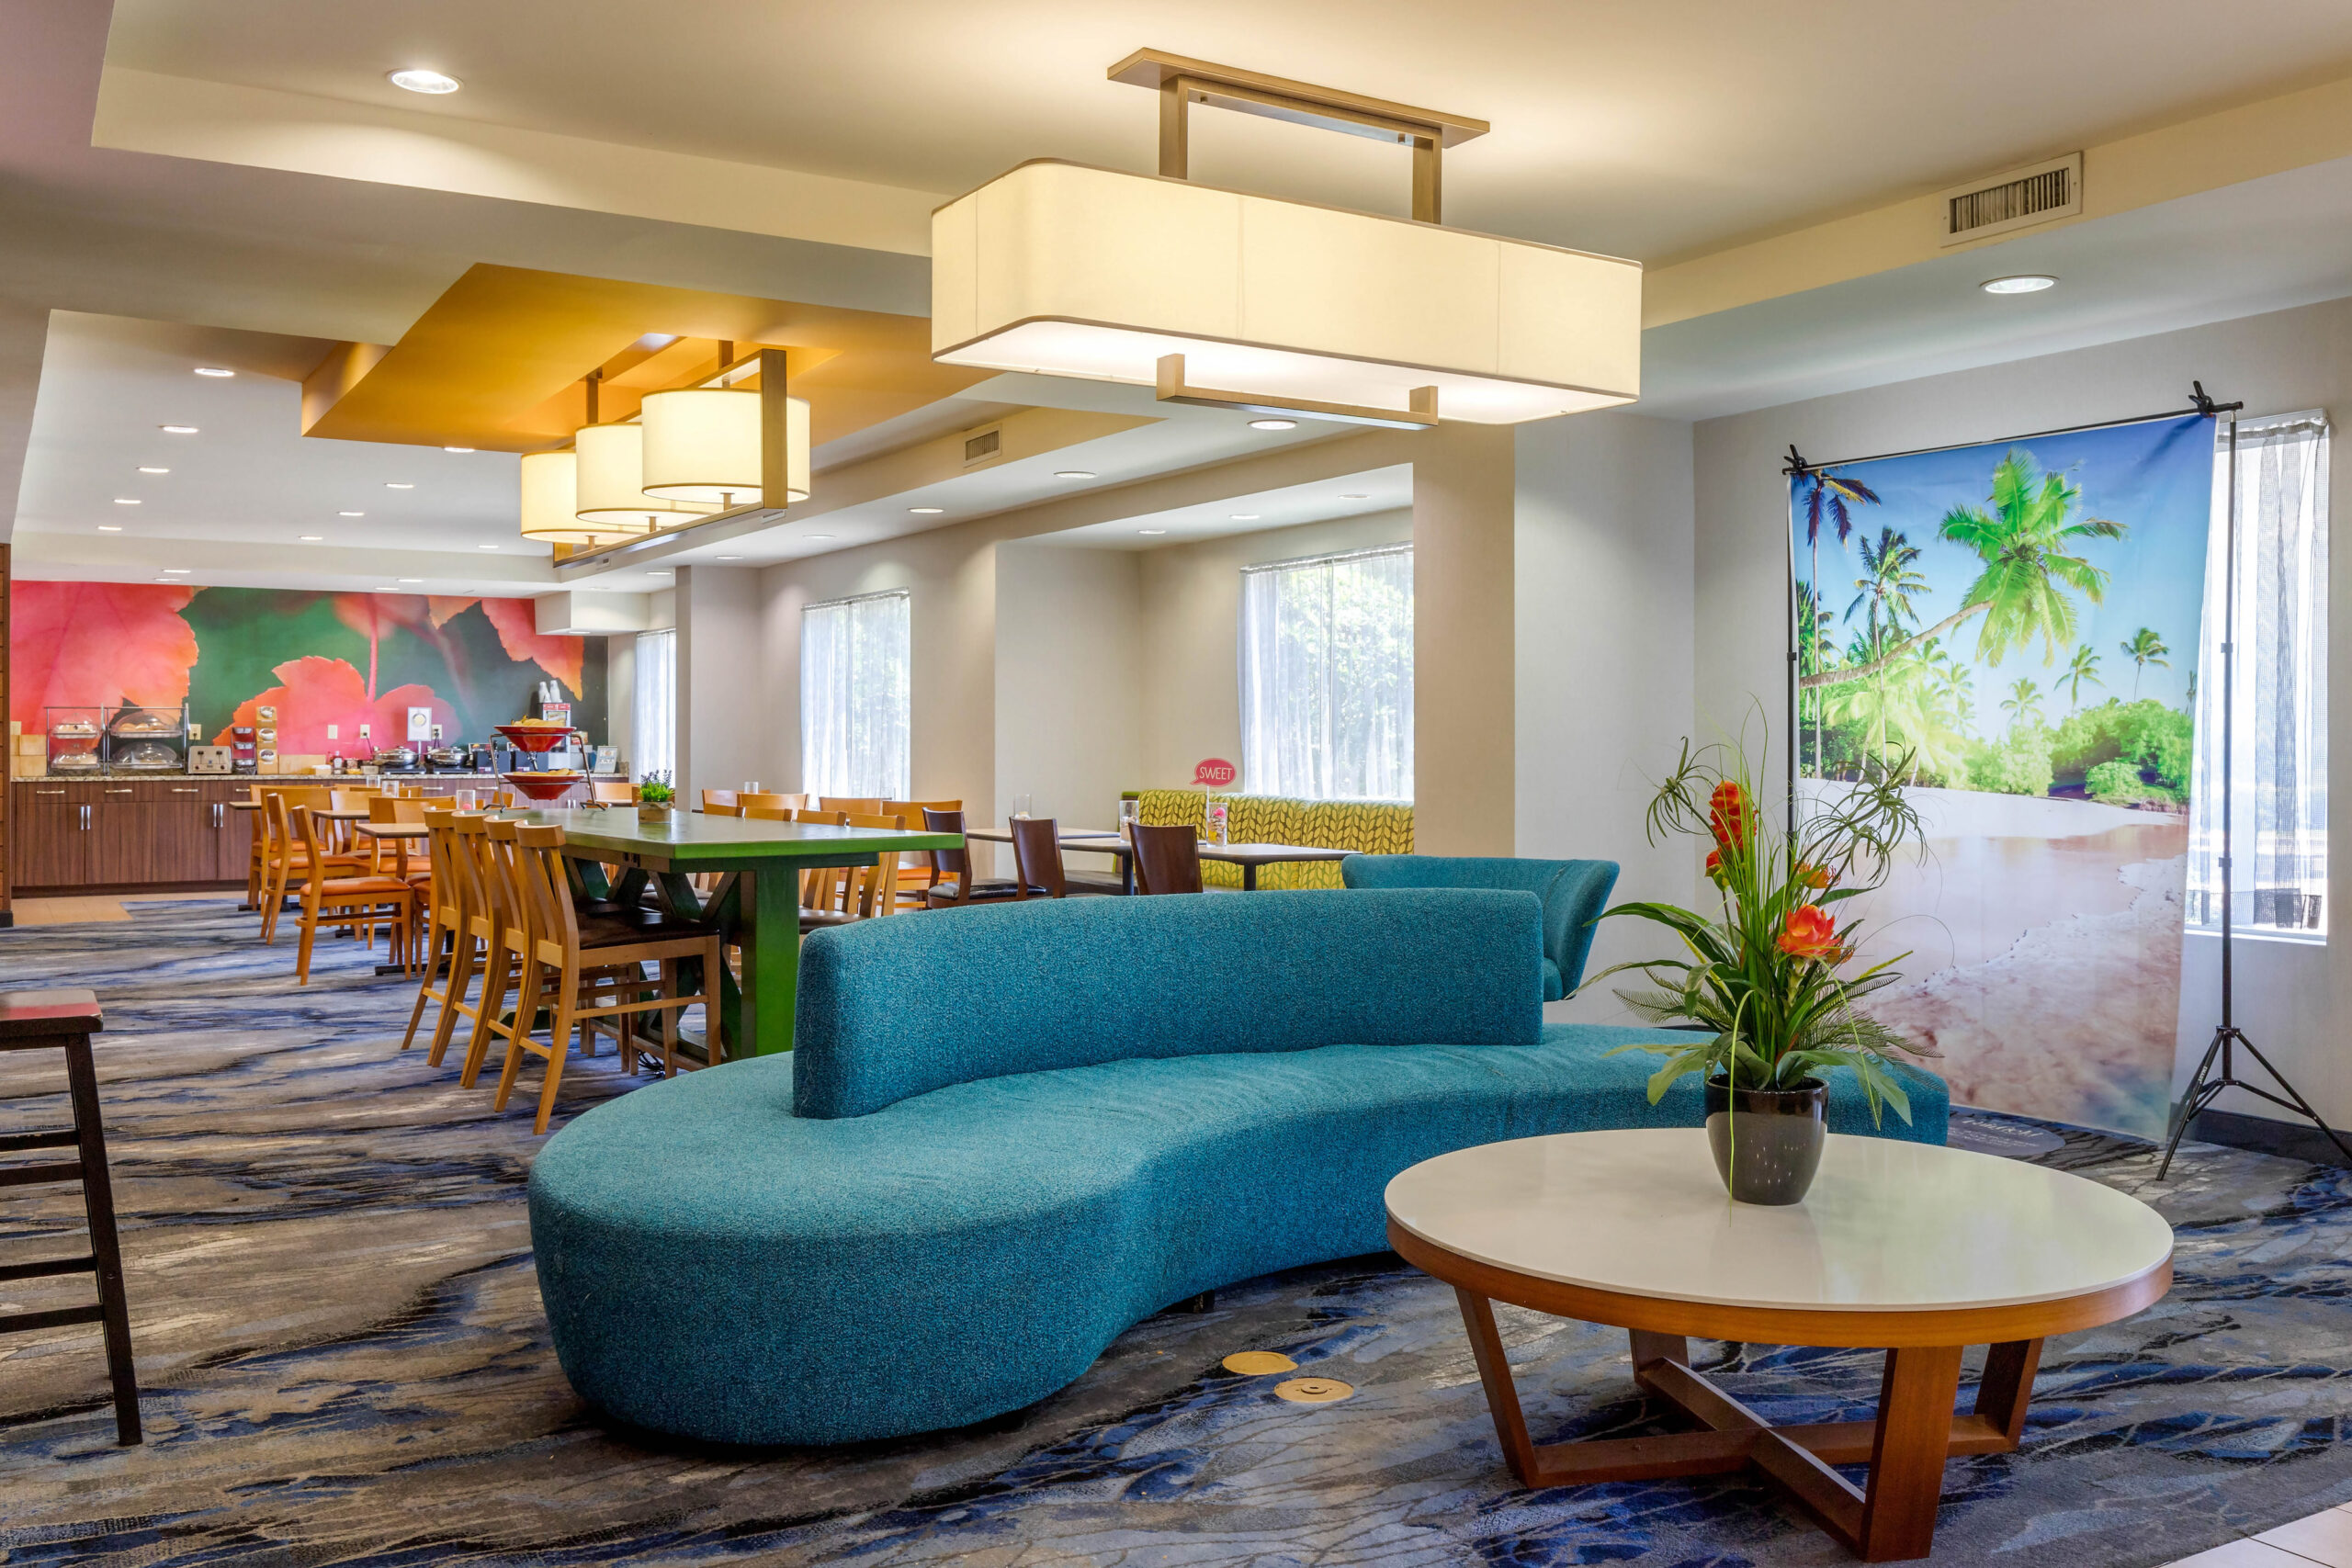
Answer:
505, 772, 585, 801
496, 722, 572, 754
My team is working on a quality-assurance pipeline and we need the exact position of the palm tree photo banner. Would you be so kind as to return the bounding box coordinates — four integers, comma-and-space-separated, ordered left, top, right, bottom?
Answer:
1787, 412, 2213, 1139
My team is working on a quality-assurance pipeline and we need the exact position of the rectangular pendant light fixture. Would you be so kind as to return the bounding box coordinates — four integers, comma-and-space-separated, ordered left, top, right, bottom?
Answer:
930, 53, 1642, 427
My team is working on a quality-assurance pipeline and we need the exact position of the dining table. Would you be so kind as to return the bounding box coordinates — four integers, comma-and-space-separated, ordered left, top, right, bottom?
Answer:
963, 826, 1356, 892
513, 807, 962, 1063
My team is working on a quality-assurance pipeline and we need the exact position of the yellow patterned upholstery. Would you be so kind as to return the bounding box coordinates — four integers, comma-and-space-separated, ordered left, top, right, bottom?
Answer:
1131, 790, 1415, 889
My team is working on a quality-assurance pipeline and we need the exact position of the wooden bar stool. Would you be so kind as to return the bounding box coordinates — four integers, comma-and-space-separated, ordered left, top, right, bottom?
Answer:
287, 805, 417, 984
0, 989, 140, 1445
458, 817, 536, 1089
400, 813, 474, 1058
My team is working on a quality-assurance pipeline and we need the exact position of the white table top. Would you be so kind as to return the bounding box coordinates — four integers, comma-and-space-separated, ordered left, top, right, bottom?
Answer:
1385, 1129, 2173, 1314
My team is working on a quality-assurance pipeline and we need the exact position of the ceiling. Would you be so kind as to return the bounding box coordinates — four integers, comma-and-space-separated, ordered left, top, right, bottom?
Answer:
1033, 466, 1412, 551
100, 0, 2352, 262
10, 3, 2352, 600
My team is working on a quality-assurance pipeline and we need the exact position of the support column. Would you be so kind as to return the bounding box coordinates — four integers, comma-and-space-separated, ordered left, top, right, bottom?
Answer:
1412, 421, 1516, 853
674, 564, 766, 804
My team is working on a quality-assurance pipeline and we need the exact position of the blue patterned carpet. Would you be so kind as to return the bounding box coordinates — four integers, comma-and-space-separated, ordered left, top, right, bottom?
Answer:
1, 899, 2350, 1565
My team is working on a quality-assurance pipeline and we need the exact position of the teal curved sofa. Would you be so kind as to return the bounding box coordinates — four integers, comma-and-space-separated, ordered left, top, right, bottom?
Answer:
1340, 853, 1619, 999
528, 888, 1947, 1447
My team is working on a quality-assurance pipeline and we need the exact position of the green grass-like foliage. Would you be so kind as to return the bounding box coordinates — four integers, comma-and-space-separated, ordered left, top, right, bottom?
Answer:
1583, 734, 1938, 1126
638, 770, 675, 806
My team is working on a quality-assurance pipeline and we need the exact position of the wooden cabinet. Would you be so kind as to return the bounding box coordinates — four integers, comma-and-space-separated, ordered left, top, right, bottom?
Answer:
14, 783, 92, 889
9, 779, 254, 893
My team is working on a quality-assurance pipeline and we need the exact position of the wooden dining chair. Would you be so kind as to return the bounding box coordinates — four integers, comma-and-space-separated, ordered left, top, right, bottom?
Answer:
922, 808, 1023, 908
801, 811, 909, 931
258, 788, 368, 944
818, 796, 885, 816
492, 823, 726, 1133
590, 781, 637, 804
287, 804, 418, 984
1130, 821, 1204, 896
701, 789, 741, 816
885, 799, 961, 906
740, 792, 805, 813
1009, 817, 1068, 898
779, 807, 850, 914
401, 812, 474, 1056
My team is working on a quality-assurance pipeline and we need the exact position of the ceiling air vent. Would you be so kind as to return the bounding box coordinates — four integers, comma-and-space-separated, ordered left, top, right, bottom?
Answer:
1936, 152, 2082, 246
962, 426, 1003, 467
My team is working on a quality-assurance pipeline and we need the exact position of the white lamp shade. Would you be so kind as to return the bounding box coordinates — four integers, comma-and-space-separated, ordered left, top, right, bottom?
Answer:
641, 388, 763, 505
574, 422, 710, 525
931, 161, 1642, 423
521, 450, 621, 545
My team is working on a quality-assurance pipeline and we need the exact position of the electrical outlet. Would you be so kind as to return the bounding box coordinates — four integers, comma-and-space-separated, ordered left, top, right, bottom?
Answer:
326, 723, 338, 740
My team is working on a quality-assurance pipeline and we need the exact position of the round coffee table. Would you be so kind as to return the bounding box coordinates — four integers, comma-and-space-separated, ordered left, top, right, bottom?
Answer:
1385, 1129, 2173, 1563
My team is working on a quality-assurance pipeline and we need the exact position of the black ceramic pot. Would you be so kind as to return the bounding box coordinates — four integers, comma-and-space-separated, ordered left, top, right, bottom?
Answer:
1704, 1076, 1827, 1205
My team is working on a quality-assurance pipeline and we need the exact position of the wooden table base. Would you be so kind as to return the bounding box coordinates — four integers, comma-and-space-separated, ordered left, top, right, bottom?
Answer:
1454, 1289, 2041, 1562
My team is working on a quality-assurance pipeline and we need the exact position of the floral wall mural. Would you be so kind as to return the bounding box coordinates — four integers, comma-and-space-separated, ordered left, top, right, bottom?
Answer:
12, 583, 606, 755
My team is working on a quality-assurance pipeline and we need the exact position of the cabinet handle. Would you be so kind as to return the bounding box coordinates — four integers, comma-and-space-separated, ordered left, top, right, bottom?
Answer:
172, 786, 198, 794
106, 787, 133, 795
35, 789, 63, 795
212, 803, 225, 828
81, 805, 92, 829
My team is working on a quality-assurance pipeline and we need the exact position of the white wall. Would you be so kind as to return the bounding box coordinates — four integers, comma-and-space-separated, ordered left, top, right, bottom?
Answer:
1514, 410, 1699, 1021
994, 543, 1144, 829
1693, 297, 2352, 1127
605, 634, 633, 769
675, 564, 765, 801
1136, 510, 1414, 788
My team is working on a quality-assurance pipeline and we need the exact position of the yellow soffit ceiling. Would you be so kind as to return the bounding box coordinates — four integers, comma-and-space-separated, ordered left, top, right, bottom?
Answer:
300, 264, 1000, 453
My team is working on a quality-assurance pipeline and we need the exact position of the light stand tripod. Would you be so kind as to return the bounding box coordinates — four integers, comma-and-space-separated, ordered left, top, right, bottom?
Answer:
2157, 385, 2352, 1179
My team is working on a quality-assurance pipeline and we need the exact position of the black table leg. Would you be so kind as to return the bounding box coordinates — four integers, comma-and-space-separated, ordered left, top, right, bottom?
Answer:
1242, 863, 1259, 892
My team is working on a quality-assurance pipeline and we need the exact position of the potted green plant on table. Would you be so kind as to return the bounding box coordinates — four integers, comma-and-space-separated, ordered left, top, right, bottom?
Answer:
1587, 737, 1935, 1204
638, 771, 674, 824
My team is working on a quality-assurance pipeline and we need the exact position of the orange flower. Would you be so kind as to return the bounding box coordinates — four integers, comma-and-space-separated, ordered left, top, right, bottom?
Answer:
1708, 780, 1752, 850
1704, 847, 1724, 881
1777, 904, 1840, 961
1794, 861, 1834, 890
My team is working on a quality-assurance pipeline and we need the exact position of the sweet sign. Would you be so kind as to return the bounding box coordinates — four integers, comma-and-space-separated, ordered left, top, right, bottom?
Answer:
1194, 758, 1237, 786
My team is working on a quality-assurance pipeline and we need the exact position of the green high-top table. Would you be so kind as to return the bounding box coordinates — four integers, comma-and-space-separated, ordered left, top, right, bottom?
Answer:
510, 808, 963, 1062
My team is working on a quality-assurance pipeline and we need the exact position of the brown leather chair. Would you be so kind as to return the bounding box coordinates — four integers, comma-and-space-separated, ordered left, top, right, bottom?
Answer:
1130, 821, 1204, 896
922, 808, 1023, 908
1009, 817, 1067, 898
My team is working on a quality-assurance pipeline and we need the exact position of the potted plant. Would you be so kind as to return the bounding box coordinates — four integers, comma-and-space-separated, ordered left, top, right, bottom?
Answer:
1587, 735, 1935, 1204
638, 771, 674, 824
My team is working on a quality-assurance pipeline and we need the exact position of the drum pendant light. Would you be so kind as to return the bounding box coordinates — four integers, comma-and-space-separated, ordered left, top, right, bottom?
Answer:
640, 386, 811, 508
574, 422, 710, 528
520, 449, 616, 545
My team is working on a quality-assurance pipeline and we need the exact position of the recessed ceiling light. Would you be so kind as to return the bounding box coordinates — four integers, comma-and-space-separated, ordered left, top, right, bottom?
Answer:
397, 578, 424, 583
193, 367, 233, 378
479, 544, 499, 550
97, 525, 122, 532
909, 506, 944, 514
160, 424, 198, 434
113, 497, 141, 506
385, 481, 414, 490
650, 570, 673, 577
299, 535, 322, 542
388, 68, 461, 95
339, 511, 366, 517
153, 577, 175, 583
1340, 492, 1370, 500
715, 555, 742, 560
161, 568, 190, 575
1981, 275, 2056, 295
1229, 513, 1261, 521
443, 446, 474, 454
138, 466, 168, 474
1138, 528, 1168, 536
805, 534, 834, 540
1055, 470, 1096, 479
1248, 418, 1297, 431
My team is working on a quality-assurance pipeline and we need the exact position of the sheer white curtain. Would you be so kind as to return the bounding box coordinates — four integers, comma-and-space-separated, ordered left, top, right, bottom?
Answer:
631, 628, 676, 784
800, 591, 911, 798
2188, 411, 2329, 936
1238, 545, 1413, 799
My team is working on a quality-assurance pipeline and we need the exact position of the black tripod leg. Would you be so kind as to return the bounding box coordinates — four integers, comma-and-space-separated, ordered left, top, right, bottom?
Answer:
2232, 1036, 2352, 1167
2157, 1032, 2229, 1180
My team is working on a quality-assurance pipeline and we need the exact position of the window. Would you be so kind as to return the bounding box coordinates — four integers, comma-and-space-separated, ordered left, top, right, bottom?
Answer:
800, 590, 911, 799
1238, 544, 1413, 800
2188, 412, 2329, 936
631, 628, 675, 784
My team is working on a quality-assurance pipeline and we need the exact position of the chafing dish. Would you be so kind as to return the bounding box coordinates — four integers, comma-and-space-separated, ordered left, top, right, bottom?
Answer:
373, 746, 418, 770
110, 740, 182, 772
